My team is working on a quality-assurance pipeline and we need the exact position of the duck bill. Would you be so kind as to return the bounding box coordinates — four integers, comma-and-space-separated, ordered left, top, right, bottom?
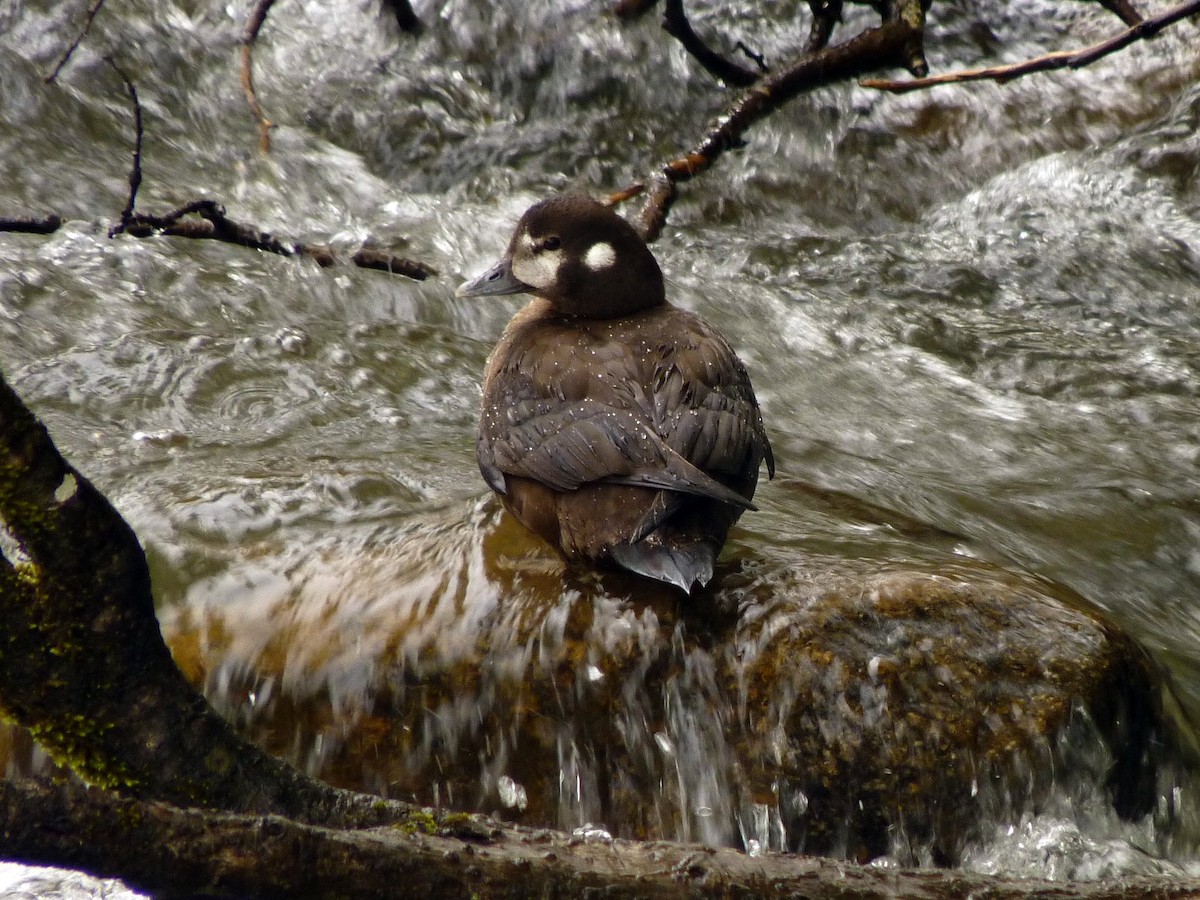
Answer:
456, 257, 532, 298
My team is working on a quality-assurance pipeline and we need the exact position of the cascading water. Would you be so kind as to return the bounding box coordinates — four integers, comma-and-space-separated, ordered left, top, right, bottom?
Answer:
2, 0, 1200, 893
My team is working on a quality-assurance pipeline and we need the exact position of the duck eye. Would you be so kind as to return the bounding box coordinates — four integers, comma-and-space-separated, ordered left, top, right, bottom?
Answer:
541, 236, 562, 252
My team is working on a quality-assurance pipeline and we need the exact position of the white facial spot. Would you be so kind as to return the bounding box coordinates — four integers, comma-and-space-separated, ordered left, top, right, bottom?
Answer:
512, 249, 563, 290
583, 242, 616, 271
511, 229, 564, 290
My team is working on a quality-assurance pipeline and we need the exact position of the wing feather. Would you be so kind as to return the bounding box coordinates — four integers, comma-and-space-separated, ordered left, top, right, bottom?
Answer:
477, 305, 772, 511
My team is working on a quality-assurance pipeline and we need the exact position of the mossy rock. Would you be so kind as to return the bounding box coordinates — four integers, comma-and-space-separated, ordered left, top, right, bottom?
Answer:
142, 499, 1188, 864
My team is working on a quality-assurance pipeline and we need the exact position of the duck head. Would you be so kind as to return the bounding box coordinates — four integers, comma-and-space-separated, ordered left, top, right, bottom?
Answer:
457, 194, 666, 318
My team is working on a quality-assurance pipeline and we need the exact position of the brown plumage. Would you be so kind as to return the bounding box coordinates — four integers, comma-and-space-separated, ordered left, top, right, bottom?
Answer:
458, 194, 773, 592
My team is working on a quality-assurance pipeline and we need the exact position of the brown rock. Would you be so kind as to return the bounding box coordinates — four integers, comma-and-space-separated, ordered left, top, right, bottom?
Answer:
135, 498, 1186, 864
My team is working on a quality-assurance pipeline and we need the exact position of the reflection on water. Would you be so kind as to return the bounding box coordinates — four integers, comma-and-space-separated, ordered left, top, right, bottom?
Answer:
2, 0, 1200, 884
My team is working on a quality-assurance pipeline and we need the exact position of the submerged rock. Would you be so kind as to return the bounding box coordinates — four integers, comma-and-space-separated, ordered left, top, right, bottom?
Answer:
142, 497, 1193, 866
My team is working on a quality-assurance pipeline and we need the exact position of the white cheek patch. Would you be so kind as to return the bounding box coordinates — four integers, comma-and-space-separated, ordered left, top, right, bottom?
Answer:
583, 242, 616, 271
512, 248, 564, 290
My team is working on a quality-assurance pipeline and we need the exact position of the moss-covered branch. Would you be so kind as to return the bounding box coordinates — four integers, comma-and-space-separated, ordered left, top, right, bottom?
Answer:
0, 370, 368, 822
6, 778, 1200, 900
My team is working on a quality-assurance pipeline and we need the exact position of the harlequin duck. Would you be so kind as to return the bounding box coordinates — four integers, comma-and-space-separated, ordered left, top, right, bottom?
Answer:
457, 194, 773, 593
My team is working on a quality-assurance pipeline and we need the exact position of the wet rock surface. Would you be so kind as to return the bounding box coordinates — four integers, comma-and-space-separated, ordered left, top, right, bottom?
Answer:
150, 499, 1191, 865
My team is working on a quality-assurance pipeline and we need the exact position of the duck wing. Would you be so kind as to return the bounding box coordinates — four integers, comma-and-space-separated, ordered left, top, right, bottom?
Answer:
480, 393, 755, 511
641, 321, 775, 483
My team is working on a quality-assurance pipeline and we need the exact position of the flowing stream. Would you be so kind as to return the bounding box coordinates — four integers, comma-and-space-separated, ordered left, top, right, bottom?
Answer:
2, 0, 1200, 891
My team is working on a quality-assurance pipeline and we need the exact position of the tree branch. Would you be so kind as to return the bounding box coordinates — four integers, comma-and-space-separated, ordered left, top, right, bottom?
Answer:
241, 0, 277, 153
44, 0, 108, 84
90, 66, 436, 278
6, 777, 1200, 900
661, 0, 764, 87
106, 58, 143, 238
352, 246, 437, 280
0, 215, 62, 235
861, 0, 1198, 93
1094, 0, 1145, 26
616, 20, 921, 241
0, 371, 377, 824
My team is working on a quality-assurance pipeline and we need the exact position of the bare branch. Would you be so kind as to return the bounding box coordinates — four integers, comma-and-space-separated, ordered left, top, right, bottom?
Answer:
734, 40, 770, 73
0, 215, 62, 235
124, 199, 298, 255
88, 67, 434, 279
891, 0, 930, 75
662, 0, 763, 87
351, 247, 437, 280
106, 57, 143, 238
861, 0, 1198, 93
241, 0, 277, 153
1096, 0, 1145, 26
121, 201, 437, 280
44, 0, 108, 84
8, 777, 1200, 900
805, 0, 845, 52
624, 20, 921, 238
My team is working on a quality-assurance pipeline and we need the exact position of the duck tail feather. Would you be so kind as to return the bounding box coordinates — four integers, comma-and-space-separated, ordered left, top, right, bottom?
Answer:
610, 541, 714, 594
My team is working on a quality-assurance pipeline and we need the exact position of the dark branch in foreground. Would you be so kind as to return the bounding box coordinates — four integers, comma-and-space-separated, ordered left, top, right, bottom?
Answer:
241, 0, 277, 153
862, 0, 1199, 92
0, 373, 363, 822
44, 0, 108, 83
5, 777, 1200, 900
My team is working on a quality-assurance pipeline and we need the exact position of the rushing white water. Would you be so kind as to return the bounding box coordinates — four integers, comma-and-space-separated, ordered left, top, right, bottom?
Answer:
2, 0, 1200, 891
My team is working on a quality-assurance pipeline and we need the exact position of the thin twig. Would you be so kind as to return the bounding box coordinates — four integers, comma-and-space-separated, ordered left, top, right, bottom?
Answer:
241, 0, 277, 153
603, 184, 647, 206
733, 41, 770, 73
0, 215, 63, 235
862, 0, 1199, 92
107, 57, 143, 238
45, 0, 108, 84
620, 20, 920, 239
662, 0, 762, 87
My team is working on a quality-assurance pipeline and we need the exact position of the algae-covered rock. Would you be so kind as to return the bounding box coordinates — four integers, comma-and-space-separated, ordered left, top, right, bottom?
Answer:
148, 498, 1190, 865
730, 570, 1168, 861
